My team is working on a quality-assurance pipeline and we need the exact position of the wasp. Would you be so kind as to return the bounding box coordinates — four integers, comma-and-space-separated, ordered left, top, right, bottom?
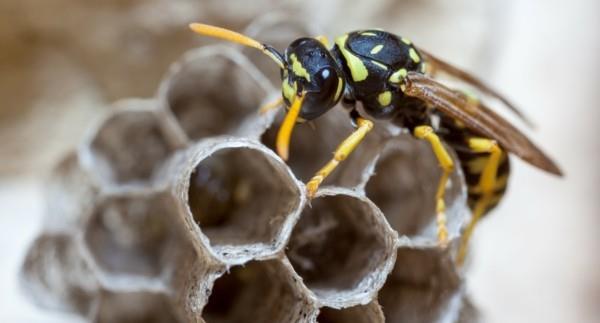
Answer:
189, 23, 563, 264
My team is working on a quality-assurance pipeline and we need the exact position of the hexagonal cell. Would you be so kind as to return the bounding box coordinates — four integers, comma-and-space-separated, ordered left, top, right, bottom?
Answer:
286, 187, 397, 307
83, 190, 184, 279
20, 234, 98, 316
170, 137, 304, 264
378, 246, 472, 323
202, 259, 316, 323
82, 100, 181, 188
243, 13, 321, 85
92, 290, 186, 323
44, 151, 98, 233
317, 301, 385, 323
158, 46, 274, 143
261, 108, 387, 186
365, 135, 468, 242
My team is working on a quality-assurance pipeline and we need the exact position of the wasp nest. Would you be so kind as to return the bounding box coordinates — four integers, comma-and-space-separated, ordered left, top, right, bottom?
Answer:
22, 15, 478, 323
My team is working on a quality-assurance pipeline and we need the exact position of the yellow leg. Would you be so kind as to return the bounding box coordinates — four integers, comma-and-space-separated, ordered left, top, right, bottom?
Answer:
306, 118, 373, 198
414, 125, 455, 246
457, 137, 503, 265
259, 96, 284, 115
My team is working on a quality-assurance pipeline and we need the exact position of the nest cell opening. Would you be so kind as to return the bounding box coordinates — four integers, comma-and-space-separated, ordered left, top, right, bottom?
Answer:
83, 193, 180, 277
164, 51, 268, 141
21, 234, 97, 315
187, 147, 300, 250
203, 260, 311, 323
317, 303, 383, 323
94, 290, 183, 323
286, 193, 389, 298
378, 247, 461, 323
365, 137, 464, 239
89, 109, 176, 186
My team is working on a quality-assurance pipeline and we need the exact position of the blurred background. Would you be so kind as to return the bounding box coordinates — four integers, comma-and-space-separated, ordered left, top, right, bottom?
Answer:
0, 0, 598, 322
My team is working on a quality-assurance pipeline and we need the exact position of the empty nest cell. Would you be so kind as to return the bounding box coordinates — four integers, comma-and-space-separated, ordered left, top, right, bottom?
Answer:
85, 102, 179, 187
365, 136, 467, 241
83, 190, 183, 278
180, 138, 303, 263
160, 47, 272, 142
378, 246, 466, 323
286, 188, 396, 307
20, 234, 98, 316
44, 151, 98, 232
317, 301, 385, 323
93, 290, 185, 323
203, 259, 315, 323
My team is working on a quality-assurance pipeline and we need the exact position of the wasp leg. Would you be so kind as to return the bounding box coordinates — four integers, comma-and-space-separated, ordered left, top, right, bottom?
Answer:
413, 125, 455, 246
457, 137, 503, 265
306, 117, 374, 199
258, 96, 284, 115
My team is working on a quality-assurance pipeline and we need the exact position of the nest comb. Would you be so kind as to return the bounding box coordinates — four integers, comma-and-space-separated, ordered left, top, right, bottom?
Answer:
21, 14, 479, 323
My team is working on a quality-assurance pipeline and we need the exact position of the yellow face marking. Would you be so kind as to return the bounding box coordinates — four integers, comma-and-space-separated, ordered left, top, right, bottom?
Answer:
371, 60, 388, 70
290, 53, 311, 81
409, 48, 421, 63
335, 34, 369, 82
401, 37, 412, 45
370, 44, 384, 54
334, 77, 344, 101
389, 68, 408, 83
377, 91, 392, 106
282, 79, 297, 103
361, 32, 377, 36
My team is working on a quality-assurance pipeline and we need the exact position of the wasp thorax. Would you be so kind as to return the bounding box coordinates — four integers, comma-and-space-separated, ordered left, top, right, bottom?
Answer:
281, 38, 345, 121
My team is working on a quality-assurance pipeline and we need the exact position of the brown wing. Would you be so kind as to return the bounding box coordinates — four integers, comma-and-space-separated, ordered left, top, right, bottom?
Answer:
404, 72, 563, 176
418, 48, 536, 128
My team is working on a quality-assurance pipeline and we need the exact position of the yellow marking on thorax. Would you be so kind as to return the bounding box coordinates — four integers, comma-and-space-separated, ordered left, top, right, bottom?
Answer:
409, 48, 421, 63
361, 32, 377, 36
370, 44, 384, 54
401, 37, 412, 45
334, 77, 344, 101
290, 53, 310, 81
371, 60, 388, 70
389, 68, 408, 83
335, 34, 369, 82
377, 91, 392, 106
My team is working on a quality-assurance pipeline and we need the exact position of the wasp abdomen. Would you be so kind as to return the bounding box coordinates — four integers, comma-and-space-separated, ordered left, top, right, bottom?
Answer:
440, 117, 511, 215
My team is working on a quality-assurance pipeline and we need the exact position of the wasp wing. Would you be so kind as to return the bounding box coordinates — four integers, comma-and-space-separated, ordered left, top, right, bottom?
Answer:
417, 48, 536, 128
404, 72, 562, 176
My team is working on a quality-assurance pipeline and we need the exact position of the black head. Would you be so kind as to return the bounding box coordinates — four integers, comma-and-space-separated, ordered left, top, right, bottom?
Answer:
281, 38, 345, 121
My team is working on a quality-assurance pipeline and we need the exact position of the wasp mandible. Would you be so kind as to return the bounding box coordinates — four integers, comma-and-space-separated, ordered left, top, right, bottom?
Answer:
188, 23, 563, 264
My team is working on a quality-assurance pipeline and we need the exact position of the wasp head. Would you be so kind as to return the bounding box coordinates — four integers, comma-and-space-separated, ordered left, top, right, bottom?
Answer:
281, 38, 345, 121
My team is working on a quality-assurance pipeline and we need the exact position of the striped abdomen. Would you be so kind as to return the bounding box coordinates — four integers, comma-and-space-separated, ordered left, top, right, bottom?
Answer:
439, 116, 511, 216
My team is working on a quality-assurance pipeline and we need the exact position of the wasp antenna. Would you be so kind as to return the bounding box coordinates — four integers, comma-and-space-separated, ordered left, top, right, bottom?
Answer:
189, 23, 285, 69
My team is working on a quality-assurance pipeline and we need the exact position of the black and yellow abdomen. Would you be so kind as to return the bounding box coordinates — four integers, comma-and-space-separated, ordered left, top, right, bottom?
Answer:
439, 115, 511, 216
